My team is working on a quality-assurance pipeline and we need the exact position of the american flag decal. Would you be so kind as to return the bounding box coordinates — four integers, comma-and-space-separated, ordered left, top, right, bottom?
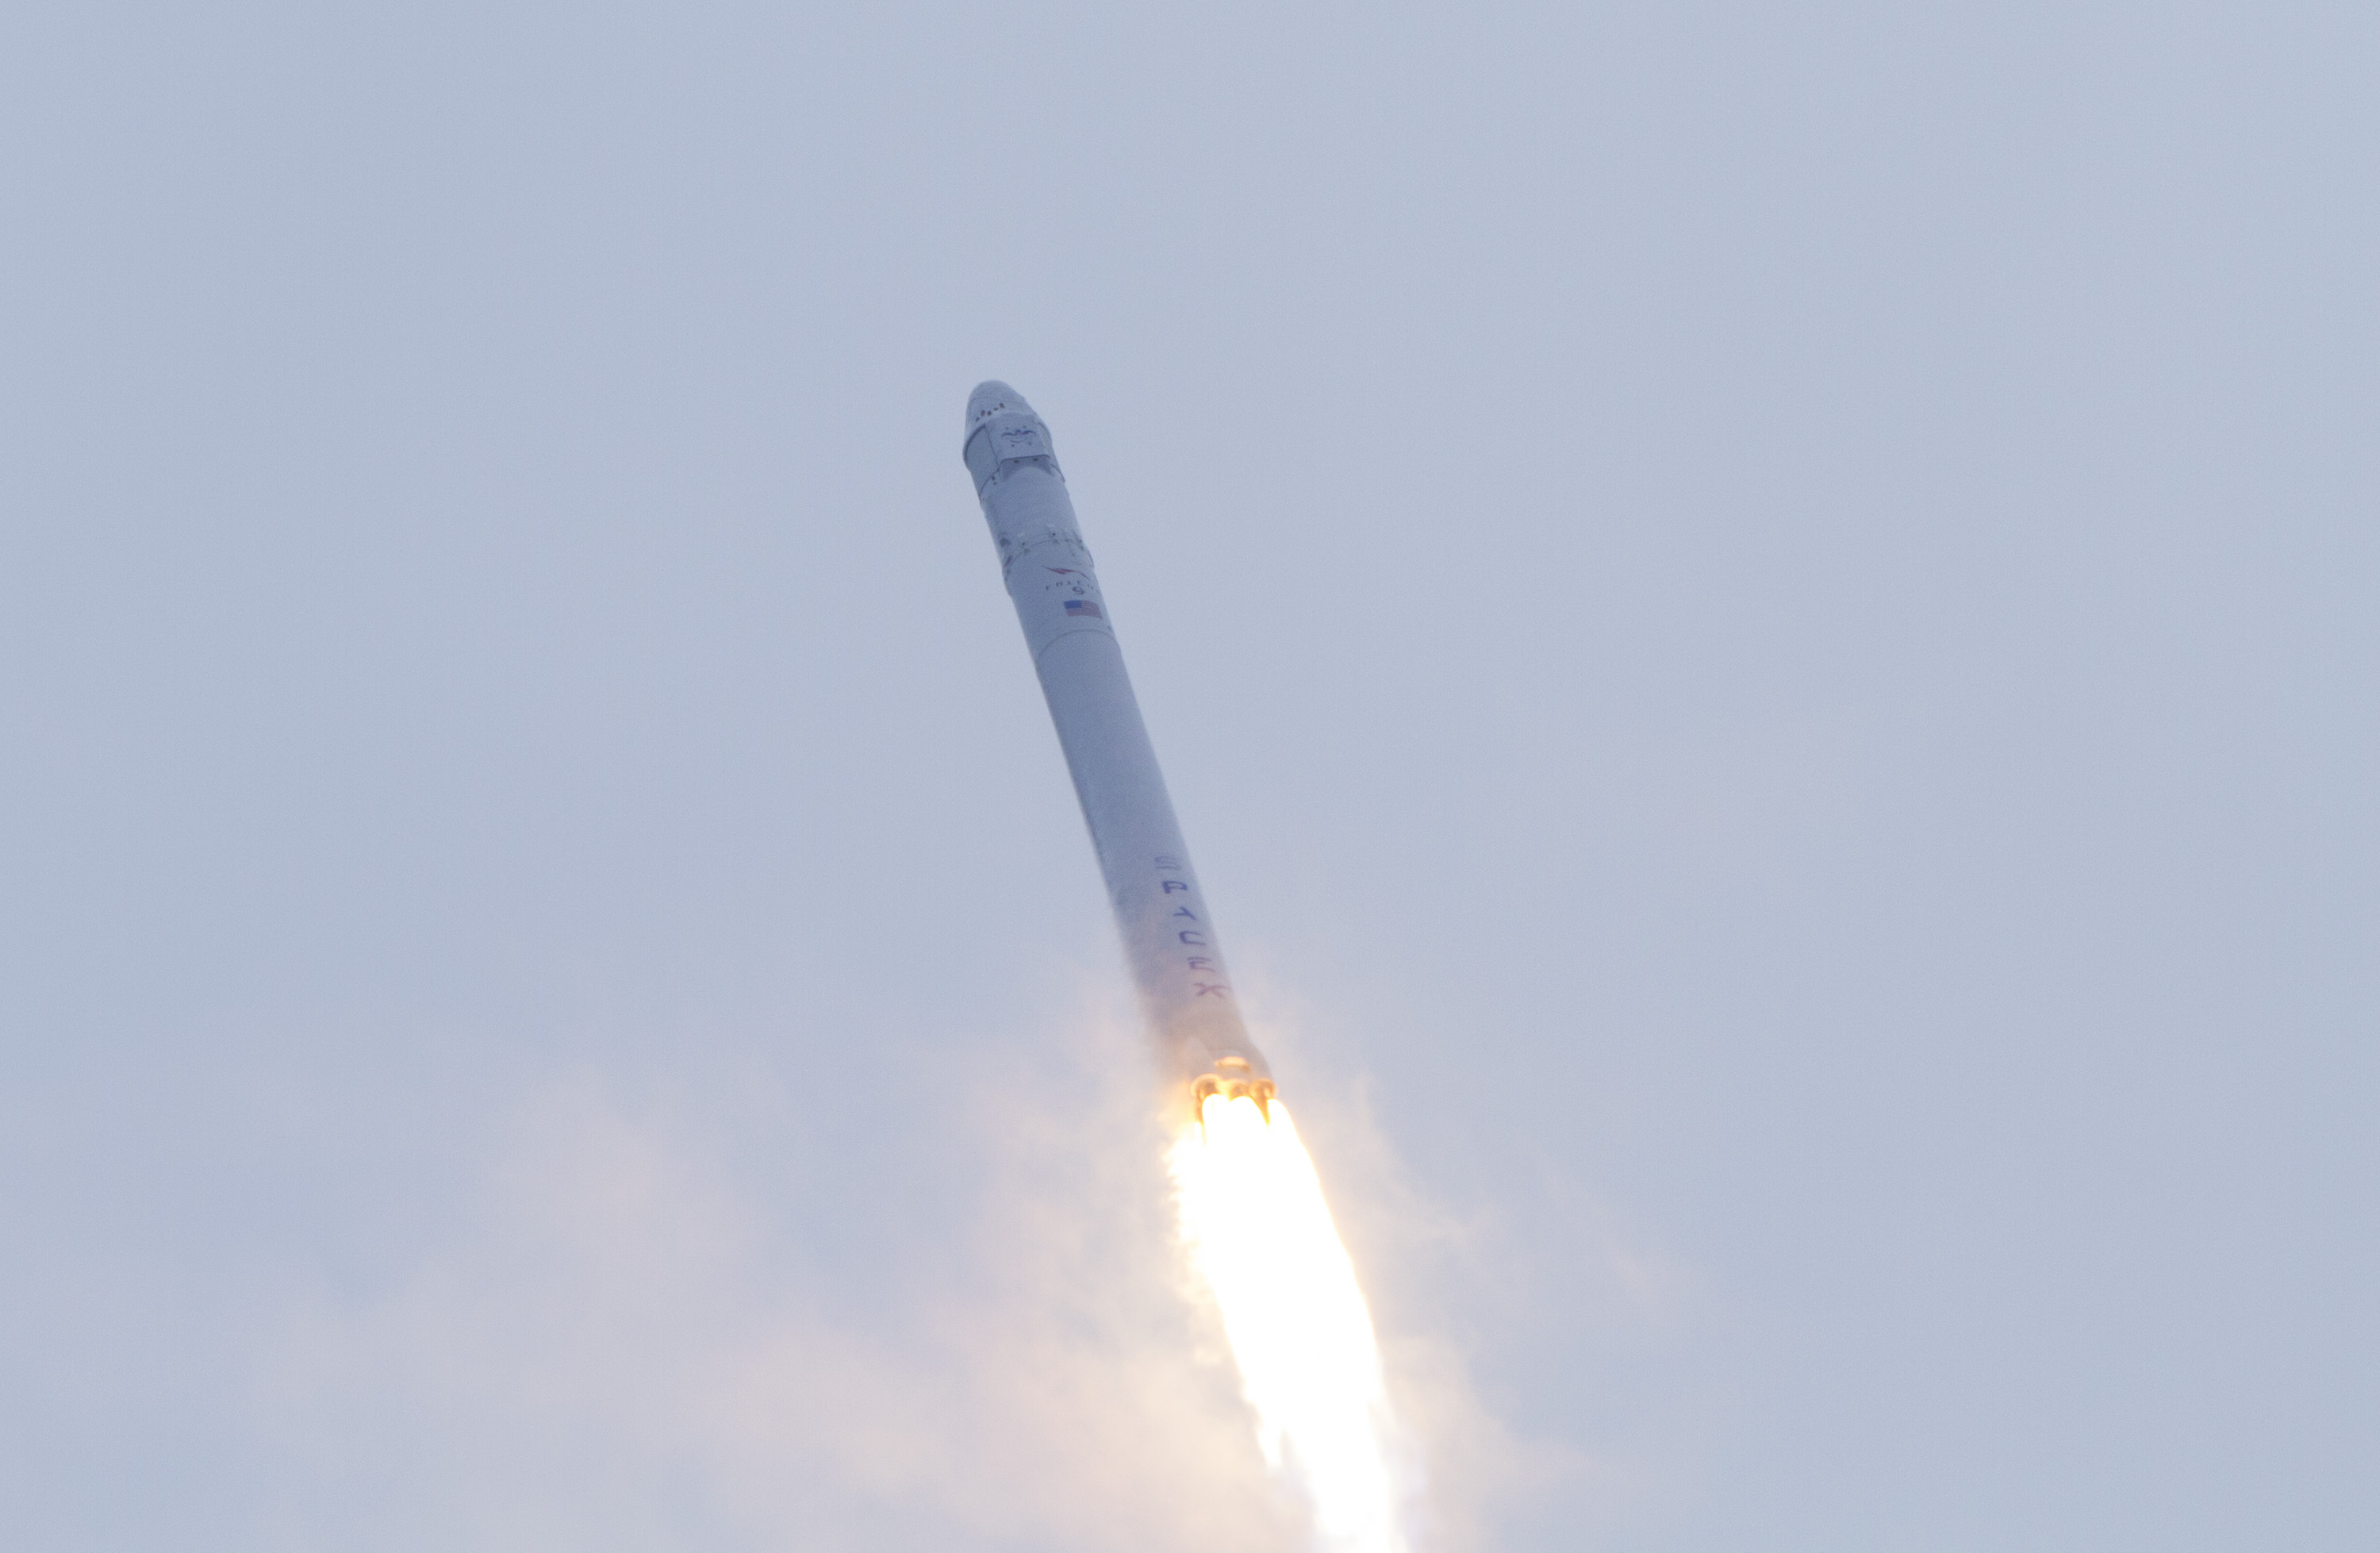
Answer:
1065, 599, 1105, 619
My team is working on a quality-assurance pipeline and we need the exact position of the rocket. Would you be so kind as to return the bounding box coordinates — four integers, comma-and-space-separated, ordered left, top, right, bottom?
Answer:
964, 382, 1276, 1109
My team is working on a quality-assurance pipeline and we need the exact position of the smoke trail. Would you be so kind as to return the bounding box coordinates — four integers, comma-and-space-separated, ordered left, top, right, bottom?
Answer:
1169, 1094, 1411, 1552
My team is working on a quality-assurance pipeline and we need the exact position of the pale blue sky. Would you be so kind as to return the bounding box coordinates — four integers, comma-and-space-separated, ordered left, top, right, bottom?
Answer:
3, 2, 2373, 1548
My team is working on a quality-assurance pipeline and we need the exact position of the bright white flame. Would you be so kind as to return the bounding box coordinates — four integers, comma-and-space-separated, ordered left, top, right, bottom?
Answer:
1169, 1094, 1409, 1552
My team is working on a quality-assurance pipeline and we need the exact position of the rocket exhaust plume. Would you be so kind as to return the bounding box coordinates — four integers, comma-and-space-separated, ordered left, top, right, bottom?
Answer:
964, 383, 1410, 1550
1171, 1094, 1407, 1551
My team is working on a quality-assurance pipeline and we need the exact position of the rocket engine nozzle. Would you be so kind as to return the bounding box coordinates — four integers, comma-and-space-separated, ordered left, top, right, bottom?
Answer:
1188, 1052, 1276, 1116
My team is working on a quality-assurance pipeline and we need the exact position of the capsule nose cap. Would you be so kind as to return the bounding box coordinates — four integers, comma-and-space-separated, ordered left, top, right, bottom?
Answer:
966, 380, 1035, 435
962, 381, 1059, 490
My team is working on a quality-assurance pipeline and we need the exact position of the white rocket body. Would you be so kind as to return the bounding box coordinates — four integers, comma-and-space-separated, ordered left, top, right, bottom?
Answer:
964, 382, 1274, 1105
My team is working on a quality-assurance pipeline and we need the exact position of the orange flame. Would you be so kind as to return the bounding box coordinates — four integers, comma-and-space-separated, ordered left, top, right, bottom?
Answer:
1168, 1093, 1409, 1551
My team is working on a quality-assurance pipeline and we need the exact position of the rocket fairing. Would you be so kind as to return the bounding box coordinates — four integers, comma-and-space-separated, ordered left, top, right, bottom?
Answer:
964, 382, 1275, 1109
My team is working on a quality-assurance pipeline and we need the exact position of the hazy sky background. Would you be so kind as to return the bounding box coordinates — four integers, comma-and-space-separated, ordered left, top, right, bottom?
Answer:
3, 2, 2373, 1548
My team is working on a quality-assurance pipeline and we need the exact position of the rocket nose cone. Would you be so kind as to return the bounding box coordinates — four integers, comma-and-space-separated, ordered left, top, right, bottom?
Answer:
966, 380, 1036, 434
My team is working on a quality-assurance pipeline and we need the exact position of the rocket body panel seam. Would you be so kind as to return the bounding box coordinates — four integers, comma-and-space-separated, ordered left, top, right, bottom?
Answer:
1031, 624, 1119, 659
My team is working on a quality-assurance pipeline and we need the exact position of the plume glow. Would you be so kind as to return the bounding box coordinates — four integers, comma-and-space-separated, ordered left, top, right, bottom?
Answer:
1168, 1094, 1408, 1552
